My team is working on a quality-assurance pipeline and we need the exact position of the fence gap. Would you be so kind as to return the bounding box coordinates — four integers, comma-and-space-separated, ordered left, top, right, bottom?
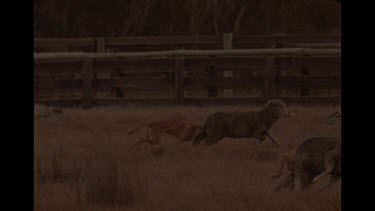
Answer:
300, 55, 311, 97
223, 33, 234, 97
263, 56, 275, 99
273, 43, 283, 97
207, 56, 218, 98
174, 56, 184, 104
82, 59, 94, 107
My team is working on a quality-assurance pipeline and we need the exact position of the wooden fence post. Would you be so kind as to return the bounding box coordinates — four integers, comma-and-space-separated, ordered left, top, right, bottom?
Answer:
263, 56, 275, 100
96, 38, 106, 53
174, 56, 184, 104
95, 38, 106, 85
82, 59, 94, 106
273, 43, 283, 97
223, 33, 233, 49
223, 33, 234, 97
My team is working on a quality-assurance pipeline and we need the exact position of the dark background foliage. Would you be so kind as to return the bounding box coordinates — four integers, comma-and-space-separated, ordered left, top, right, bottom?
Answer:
34, 0, 341, 37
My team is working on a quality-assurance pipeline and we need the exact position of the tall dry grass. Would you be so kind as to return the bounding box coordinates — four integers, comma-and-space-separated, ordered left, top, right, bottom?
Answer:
34, 105, 341, 211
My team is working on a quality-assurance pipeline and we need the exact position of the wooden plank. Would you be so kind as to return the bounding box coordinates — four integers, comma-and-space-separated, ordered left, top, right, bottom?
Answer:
235, 34, 341, 45
93, 78, 172, 89
94, 67, 173, 75
94, 57, 172, 65
34, 57, 87, 64
184, 97, 267, 105
105, 36, 221, 46
99, 72, 171, 78
184, 56, 265, 68
186, 55, 339, 67
35, 60, 83, 68
34, 44, 69, 52
34, 61, 82, 76
278, 75, 341, 89
34, 99, 84, 107
34, 48, 341, 60
183, 96, 341, 105
174, 56, 185, 104
34, 38, 96, 47
35, 35, 339, 49
34, 79, 82, 90
276, 56, 341, 64
93, 57, 172, 73
34, 89, 82, 96
35, 96, 340, 107
285, 42, 341, 48
184, 75, 340, 89
81, 59, 94, 106
185, 65, 264, 73
94, 85, 171, 92
184, 77, 264, 89
276, 56, 341, 68
89, 58, 341, 73
94, 98, 176, 105
34, 54, 340, 76
107, 45, 223, 52
280, 96, 341, 104
34, 72, 80, 80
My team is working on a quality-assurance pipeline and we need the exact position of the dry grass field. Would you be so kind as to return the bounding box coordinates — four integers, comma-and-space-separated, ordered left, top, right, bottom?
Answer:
34, 104, 341, 211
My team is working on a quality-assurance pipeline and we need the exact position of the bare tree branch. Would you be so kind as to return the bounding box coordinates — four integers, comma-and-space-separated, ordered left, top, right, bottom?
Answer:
233, 5, 247, 34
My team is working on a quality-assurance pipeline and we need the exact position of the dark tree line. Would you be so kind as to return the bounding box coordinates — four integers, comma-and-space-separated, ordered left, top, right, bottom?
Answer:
34, 0, 341, 37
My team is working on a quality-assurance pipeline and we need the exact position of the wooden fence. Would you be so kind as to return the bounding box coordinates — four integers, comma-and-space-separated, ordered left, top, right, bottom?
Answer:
34, 34, 341, 53
34, 48, 341, 106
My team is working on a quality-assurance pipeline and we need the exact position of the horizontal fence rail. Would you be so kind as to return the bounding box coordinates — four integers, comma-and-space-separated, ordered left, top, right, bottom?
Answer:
34, 48, 341, 106
34, 48, 341, 60
34, 34, 341, 53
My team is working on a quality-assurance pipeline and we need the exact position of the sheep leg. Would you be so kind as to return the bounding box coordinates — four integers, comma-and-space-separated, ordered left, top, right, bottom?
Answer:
295, 176, 302, 192
273, 174, 294, 193
206, 129, 224, 145
294, 162, 304, 192
271, 156, 286, 179
312, 155, 335, 183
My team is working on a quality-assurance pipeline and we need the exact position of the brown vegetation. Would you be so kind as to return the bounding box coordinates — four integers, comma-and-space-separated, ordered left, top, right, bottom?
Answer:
35, 105, 341, 211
